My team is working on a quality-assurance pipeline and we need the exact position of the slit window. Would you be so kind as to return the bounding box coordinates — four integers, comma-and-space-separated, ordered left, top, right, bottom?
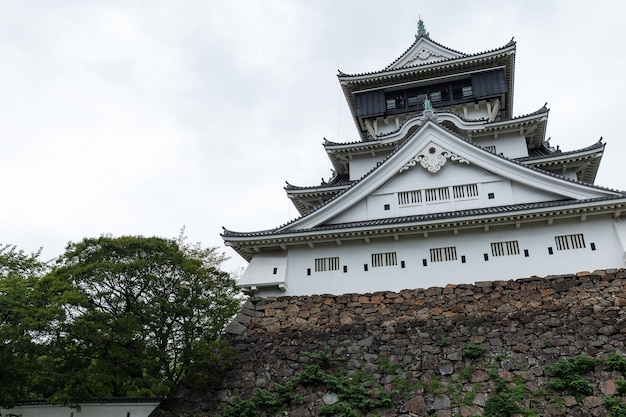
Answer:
491, 240, 520, 257
430, 246, 457, 262
425, 186, 450, 202
398, 190, 422, 206
555, 234, 586, 250
314, 257, 340, 272
372, 252, 398, 267
452, 184, 479, 199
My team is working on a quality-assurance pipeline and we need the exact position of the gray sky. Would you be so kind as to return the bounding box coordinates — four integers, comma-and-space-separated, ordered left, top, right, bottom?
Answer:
2, 1, 625, 273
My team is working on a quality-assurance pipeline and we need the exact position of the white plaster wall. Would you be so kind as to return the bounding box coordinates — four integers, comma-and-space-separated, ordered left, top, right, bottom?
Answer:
463, 106, 490, 121
238, 252, 288, 288
246, 217, 624, 297
327, 162, 565, 225
349, 153, 388, 180
472, 132, 529, 159
0, 403, 160, 417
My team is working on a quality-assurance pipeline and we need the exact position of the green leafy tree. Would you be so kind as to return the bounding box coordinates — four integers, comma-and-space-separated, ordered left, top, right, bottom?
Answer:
0, 245, 51, 405
38, 235, 241, 401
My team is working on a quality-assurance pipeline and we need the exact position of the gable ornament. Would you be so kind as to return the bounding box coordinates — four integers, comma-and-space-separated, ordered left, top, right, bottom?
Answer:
399, 142, 469, 174
407, 47, 442, 64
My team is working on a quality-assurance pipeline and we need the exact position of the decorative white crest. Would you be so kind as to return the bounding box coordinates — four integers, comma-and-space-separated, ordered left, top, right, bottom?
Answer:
407, 47, 443, 63
399, 142, 469, 174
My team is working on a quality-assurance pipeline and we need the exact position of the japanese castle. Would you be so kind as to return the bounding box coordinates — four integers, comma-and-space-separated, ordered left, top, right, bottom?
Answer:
223, 20, 626, 297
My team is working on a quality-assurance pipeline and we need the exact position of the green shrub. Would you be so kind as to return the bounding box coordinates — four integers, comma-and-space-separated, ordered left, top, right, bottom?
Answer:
319, 402, 359, 417
462, 342, 486, 359
484, 393, 523, 417
302, 345, 342, 368
546, 354, 598, 398
606, 352, 626, 373
295, 363, 324, 386
616, 378, 626, 395
605, 396, 626, 417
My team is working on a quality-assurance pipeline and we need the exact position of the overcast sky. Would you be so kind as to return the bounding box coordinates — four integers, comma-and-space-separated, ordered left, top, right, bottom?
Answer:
2, 1, 625, 273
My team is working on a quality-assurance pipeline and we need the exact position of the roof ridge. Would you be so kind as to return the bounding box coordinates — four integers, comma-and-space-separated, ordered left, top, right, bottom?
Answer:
339, 40, 515, 79
222, 195, 626, 238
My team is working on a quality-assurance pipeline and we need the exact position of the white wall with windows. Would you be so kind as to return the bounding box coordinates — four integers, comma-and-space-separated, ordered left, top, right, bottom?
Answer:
242, 216, 625, 297
472, 132, 529, 159
0, 401, 161, 417
329, 161, 564, 224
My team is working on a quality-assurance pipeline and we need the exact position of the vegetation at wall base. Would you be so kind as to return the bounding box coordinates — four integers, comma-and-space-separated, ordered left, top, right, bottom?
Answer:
214, 343, 626, 417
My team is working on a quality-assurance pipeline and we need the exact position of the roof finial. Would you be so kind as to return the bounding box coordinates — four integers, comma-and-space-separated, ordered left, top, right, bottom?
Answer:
416, 16, 429, 39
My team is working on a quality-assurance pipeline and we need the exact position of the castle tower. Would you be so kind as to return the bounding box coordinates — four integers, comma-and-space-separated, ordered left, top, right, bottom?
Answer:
223, 20, 626, 297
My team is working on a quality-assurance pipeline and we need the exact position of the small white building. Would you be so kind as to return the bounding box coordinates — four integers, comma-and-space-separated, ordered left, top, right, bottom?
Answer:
222, 19, 626, 297
0, 398, 161, 417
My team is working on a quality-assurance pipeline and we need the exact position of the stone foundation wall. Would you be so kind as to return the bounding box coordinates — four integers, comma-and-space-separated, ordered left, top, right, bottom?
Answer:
157, 270, 626, 416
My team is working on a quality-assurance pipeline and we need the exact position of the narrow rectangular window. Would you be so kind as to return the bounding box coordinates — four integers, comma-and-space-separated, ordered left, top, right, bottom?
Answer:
422, 259, 428, 267
548, 247, 554, 255
273, 267, 277, 274
364, 264, 368, 271
307, 268, 311, 276
343, 265, 348, 273
590, 242, 596, 251
314, 257, 340, 272
555, 234, 586, 250
461, 255, 466, 264
400, 260, 405, 268
371, 252, 398, 267
425, 186, 450, 202
398, 190, 422, 206
452, 184, 479, 199
491, 240, 520, 257
524, 249, 529, 257
430, 246, 457, 262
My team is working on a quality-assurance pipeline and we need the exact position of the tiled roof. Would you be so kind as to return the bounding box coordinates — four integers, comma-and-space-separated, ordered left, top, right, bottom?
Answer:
517, 139, 604, 162
13, 398, 163, 405
223, 119, 624, 238
339, 38, 515, 79
222, 195, 626, 238
285, 173, 353, 191
324, 106, 548, 150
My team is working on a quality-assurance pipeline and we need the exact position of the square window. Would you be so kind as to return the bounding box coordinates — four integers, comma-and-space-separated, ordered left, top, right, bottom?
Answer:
488, 193, 495, 199
384, 204, 390, 210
